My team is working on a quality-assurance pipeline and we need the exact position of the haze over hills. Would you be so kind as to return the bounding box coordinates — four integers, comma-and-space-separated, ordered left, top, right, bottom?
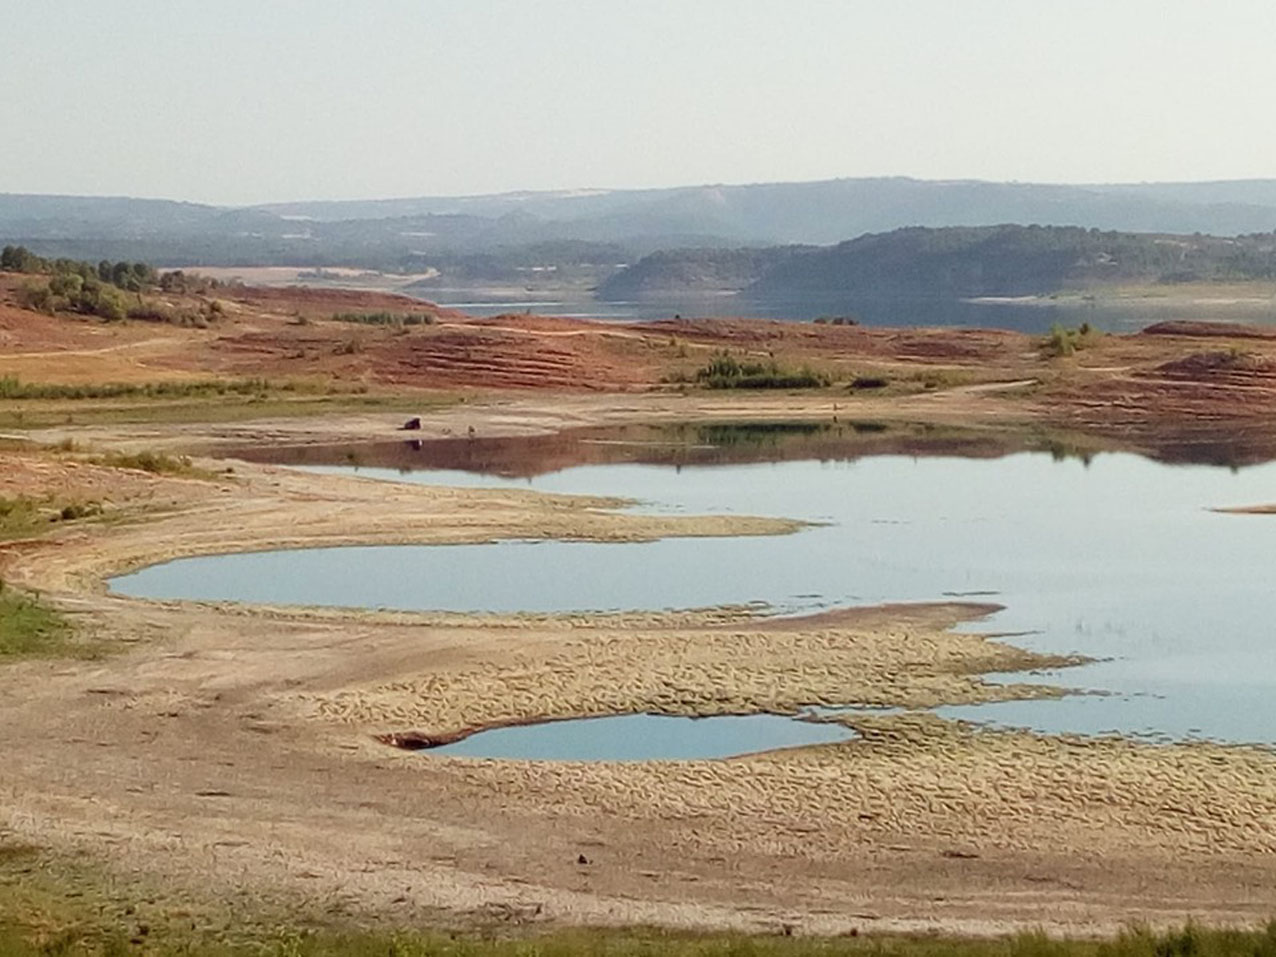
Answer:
255, 178, 1276, 243
5, 177, 1276, 274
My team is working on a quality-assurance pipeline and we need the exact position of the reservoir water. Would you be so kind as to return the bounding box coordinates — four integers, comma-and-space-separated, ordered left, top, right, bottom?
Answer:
421, 292, 1276, 334
112, 424, 1276, 747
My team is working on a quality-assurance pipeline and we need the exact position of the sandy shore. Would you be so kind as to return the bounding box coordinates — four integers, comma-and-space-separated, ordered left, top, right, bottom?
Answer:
313, 602, 1082, 741
2, 423, 1276, 937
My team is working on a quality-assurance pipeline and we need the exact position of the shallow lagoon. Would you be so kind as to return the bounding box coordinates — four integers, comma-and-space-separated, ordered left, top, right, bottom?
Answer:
112, 427, 1276, 746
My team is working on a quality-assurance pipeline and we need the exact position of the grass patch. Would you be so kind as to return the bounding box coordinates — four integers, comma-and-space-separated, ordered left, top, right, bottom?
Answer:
674, 352, 830, 389
90, 450, 209, 478
843, 368, 983, 396
0, 375, 297, 402
0, 583, 72, 659
0, 497, 45, 540
0, 496, 103, 541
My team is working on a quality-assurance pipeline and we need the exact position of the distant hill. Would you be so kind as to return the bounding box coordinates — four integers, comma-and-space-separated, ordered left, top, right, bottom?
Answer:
596, 246, 809, 299
253, 177, 1276, 244
5, 177, 1276, 276
602, 226, 1276, 302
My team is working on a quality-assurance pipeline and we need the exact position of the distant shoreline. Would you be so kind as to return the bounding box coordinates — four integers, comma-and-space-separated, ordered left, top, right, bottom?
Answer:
966, 282, 1276, 311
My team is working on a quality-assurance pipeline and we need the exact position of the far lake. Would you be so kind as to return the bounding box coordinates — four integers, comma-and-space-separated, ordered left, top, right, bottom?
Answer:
421, 291, 1276, 334
112, 424, 1276, 748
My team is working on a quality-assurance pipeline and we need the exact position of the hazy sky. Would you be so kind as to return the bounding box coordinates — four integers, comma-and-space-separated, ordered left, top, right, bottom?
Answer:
4, 0, 1274, 205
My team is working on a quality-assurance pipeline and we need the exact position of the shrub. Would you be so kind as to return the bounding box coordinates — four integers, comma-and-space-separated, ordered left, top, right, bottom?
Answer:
850, 376, 890, 390
158, 269, 221, 294
693, 351, 829, 389
1043, 322, 1101, 357
126, 300, 177, 323
57, 502, 102, 522
16, 275, 128, 320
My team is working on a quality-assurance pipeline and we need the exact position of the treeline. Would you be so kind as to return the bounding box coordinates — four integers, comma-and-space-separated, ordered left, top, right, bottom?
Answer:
600, 226, 1276, 301
597, 246, 807, 300
753, 225, 1276, 298
2, 244, 158, 320
2, 244, 157, 291
2, 245, 221, 322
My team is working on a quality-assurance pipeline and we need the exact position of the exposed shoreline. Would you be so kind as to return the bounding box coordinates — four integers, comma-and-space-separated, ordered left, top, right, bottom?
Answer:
3, 405, 1276, 938
6, 283, 1276, 935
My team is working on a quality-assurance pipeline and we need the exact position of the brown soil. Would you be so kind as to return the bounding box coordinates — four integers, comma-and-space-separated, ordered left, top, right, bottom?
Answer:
9, 275, 1276, 435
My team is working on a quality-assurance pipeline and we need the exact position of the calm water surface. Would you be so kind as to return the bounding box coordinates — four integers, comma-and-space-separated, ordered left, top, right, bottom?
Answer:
423, 293, 1276, 334
431, 714, 855, 761
111, 438, 1276, 746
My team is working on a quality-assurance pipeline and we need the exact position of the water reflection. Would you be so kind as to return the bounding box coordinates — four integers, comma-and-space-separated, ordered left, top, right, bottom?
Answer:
221, 420, 1276, 477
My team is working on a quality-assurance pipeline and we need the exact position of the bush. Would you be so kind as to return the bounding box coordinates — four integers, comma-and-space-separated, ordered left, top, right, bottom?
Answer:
16, 274, 128, 320
158, 269, 221, 294
693, 352, 830, 389
126, 300, 176, 323
850, 376, 890, 390
1043, 322, 1101, 357
57, 502, 102, 522
125, 298, 220, 327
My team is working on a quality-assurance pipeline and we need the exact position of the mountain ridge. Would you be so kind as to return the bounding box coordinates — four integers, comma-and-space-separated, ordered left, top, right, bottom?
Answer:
4, 177, 1276, 272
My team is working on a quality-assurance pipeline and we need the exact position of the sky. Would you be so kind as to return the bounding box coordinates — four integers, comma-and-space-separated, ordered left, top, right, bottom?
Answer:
3, 0, 1275, 206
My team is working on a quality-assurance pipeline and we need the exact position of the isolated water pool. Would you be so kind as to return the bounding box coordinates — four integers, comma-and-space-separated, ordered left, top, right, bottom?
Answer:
112, 431, 1276, 747
427, 713, 857, 761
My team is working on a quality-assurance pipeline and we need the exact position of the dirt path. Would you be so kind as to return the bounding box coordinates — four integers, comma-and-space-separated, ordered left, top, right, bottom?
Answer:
0, 335, 188, 360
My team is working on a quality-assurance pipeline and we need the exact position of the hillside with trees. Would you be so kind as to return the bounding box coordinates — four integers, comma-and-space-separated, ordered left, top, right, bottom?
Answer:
1, 245, 222, 323
596, 246, 808, 299
600, 226, 1276, 302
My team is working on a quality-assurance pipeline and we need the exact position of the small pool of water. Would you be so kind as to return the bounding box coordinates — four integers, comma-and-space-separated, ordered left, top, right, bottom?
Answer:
428, 713, 857, 761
